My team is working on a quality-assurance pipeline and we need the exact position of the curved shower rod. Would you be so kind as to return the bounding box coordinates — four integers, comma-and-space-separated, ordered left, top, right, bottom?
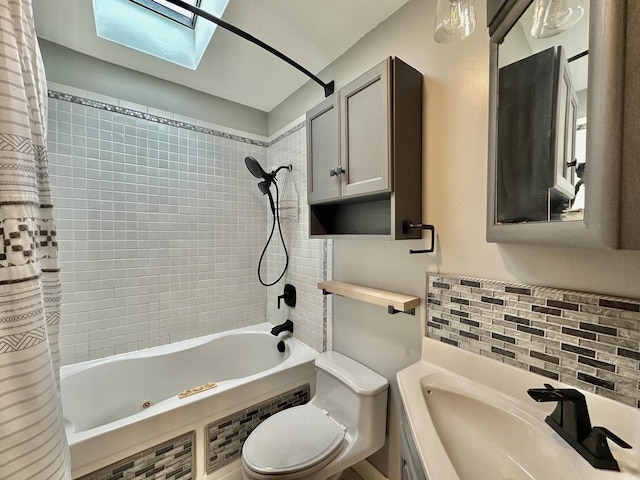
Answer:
164, 0, 335, 97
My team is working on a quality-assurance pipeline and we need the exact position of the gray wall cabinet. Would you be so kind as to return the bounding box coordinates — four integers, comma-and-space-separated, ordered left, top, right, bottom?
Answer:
306, 57, 423, 239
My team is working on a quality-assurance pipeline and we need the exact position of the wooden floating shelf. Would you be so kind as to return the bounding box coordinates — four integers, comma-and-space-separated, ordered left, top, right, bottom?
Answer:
318, 280, 420, 315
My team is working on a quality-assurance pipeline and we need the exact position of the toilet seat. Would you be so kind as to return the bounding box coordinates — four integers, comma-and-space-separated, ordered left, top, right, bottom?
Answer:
243, 404, 346, 476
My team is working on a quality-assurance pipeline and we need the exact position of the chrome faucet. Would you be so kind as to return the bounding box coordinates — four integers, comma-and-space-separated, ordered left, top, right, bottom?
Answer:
528, 384, 631, 471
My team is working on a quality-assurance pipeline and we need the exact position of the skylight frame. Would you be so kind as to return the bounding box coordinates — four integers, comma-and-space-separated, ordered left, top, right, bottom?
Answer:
129, 0, 201, 28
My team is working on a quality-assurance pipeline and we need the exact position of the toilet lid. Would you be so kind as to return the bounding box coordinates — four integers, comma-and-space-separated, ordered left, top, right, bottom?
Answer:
243, 404, 346, 475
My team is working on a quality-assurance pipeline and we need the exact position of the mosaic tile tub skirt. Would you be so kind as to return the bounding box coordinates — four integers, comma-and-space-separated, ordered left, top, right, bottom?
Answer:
205, 384, 310, 474
77, 431, 195, 480
426, 274, 640, 408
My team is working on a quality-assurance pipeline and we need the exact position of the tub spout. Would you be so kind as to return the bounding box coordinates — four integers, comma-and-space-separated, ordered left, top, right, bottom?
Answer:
271, 320, 293, 337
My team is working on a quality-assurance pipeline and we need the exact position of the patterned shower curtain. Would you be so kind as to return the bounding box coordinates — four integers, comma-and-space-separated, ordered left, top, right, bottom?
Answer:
0, 1, 71, 479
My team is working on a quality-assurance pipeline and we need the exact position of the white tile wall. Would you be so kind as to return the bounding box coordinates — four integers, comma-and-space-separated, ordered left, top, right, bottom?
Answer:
265, 126, 326, 352
47, 94, 276, 365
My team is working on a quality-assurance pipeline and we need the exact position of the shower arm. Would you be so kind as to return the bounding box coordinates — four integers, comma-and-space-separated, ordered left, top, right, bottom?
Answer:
163, 0, 335, 97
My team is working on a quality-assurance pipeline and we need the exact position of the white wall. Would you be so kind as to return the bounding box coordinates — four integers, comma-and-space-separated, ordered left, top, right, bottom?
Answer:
269, 0, 640, 478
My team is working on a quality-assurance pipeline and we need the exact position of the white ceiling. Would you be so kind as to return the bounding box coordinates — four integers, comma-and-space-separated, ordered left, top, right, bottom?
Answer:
33, 0, 412, 112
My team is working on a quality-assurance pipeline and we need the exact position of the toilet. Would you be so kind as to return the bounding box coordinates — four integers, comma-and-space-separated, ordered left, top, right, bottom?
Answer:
241, 351, 389, 480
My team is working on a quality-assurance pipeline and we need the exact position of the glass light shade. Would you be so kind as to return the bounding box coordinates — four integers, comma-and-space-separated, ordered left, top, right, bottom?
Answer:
434, 0, 476, 44
531, 0, 585, 39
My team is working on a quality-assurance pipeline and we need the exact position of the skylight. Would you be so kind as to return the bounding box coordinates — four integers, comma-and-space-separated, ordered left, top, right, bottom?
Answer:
129, 0, 200, 28
93, 0, 230, 69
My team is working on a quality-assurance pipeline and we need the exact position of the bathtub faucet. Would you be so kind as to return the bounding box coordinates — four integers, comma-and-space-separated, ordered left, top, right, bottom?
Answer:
277, 284, 297, 309
271, 320, 294, 337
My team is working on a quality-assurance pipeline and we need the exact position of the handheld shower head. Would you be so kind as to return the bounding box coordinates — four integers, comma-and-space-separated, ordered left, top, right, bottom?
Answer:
246, 157, 292, 288
259, 181, 276, 214
245, 156, 272, 181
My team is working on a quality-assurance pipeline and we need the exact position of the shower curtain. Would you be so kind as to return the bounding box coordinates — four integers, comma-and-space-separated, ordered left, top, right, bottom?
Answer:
0, 1, 71, 479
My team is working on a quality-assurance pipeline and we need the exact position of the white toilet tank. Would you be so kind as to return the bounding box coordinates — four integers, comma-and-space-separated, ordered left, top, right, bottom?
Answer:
312, 352, 388, 448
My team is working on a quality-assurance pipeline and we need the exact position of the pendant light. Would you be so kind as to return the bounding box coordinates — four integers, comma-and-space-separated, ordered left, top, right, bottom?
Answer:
433, 0, 476, 43
530, 0, 585, 39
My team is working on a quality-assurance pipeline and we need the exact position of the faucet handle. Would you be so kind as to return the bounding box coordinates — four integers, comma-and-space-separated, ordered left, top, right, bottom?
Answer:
580, 426, 632, 471
277, 284, 297, 309
591, 427, 632, 450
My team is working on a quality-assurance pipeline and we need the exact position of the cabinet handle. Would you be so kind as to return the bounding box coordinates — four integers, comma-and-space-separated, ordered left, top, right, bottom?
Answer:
329, 166, 345, 177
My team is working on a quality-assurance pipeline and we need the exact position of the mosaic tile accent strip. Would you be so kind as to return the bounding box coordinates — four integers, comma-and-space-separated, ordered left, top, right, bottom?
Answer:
426, 274, 640, 408
205, 384, 310, 473
48, 90, 269, 147
77, 431, 195, 480
267, 121, 306, 147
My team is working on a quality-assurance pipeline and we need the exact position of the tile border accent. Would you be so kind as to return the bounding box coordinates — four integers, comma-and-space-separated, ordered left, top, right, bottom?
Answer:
48, 89, 305, 148
205, 384, 311, 474
77, 430, 195, 480
48, 90, 270, 147
322, 238, 328, 352
426, 274, 640, 408
268, 121, 306, 147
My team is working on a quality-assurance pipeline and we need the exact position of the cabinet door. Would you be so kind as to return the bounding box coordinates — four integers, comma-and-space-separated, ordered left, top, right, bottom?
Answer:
551, 46, 578, 201
340, 58, 392, 199
306, 95, 341, 204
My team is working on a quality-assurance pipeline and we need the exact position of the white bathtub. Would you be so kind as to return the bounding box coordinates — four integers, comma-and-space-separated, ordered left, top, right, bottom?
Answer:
62, 323, 318, 479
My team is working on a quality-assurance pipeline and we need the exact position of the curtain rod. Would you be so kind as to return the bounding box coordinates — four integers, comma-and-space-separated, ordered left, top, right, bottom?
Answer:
163, 0, 335, 97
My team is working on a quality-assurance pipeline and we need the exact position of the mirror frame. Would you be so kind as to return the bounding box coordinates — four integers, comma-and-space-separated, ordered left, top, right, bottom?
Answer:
486, 0, 627, 248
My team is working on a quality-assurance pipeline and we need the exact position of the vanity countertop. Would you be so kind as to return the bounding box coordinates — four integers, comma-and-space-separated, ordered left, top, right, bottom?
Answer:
397, 337, 640, 480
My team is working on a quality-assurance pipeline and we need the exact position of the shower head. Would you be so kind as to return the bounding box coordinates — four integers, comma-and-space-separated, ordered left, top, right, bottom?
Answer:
257, 180, 270, 196
246, 157, 292, 214
259, 181, 276, 214
245, 156, 272, 181
245, 157, 292, 182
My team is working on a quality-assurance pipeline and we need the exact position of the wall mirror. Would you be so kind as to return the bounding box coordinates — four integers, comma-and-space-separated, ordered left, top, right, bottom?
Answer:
486, 0, 630, 248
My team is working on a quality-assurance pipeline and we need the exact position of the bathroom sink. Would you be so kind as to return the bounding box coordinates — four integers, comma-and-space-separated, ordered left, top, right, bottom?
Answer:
398, 338, 640, 480
419, 373, 579, 480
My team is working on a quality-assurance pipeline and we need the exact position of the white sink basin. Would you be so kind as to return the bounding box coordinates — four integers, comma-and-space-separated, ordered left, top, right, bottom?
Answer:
398, 338, 640, 480
420, 373, 580, 479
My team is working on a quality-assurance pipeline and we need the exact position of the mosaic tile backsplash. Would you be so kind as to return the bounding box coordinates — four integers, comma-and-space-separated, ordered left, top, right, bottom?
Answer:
205, 384, 310, 473
78, 431, 195, 480
426, 274, 640, 408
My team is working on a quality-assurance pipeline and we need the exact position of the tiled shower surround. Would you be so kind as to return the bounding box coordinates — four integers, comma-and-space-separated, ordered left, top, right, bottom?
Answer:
46, 86, 325, 364
265, 124, 326, 351
426, 274, 640, 408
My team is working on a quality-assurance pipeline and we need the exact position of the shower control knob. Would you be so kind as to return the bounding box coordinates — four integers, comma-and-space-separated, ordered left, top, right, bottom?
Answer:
329, 166, 345, 177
